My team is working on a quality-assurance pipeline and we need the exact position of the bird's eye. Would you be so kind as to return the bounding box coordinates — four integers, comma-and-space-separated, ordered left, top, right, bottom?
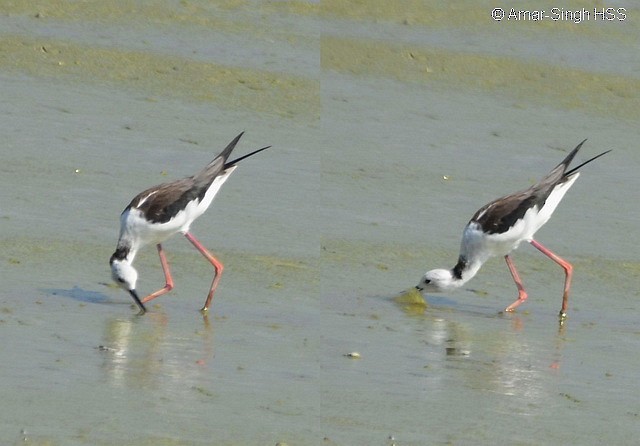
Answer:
117, 278, 125, 284
424, 279, 431, 284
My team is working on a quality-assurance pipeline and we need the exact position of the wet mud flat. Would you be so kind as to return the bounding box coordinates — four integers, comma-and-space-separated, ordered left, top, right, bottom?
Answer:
1, 1, 640, 445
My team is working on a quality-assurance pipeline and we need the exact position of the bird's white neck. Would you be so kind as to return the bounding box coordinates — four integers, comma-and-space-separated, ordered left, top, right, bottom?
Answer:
111, 239, 137, 265
450, 256, 484, 287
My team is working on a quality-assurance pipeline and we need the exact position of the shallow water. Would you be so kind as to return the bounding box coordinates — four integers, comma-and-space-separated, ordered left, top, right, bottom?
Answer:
1, 2, 639, 445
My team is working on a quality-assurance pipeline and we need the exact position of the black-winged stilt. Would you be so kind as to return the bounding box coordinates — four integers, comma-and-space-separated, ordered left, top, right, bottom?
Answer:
110, 132, 270, 314
415, 140, 610, 321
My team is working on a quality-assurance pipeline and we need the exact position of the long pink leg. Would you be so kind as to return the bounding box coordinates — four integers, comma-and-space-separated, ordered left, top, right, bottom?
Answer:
504, 254, 528, 312
142, 244, 175, 303
184, 232, 224, 313
530, 239, 573, 318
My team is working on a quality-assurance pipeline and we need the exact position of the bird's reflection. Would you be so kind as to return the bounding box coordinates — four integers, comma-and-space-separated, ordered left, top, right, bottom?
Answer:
99, 312, 215, 389
394, 296, 568, 413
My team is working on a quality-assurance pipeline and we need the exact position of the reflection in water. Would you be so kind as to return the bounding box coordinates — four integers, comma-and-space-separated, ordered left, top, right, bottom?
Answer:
100, 313, 215, 389
396, 298, 568, 415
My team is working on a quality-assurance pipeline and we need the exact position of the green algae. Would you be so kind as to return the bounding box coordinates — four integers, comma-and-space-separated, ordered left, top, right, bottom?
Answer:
0, 36, 319, 121
321, 35, 640, 121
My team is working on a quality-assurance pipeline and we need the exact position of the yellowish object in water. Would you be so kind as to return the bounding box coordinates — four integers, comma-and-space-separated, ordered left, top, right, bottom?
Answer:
394, 288, 428, 315
394, 287, 427, 306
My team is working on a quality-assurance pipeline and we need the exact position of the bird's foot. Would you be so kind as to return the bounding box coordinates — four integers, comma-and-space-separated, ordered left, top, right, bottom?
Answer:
558, 310, 567, 326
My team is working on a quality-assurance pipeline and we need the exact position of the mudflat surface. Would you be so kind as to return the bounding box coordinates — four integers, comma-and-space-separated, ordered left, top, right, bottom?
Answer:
1, 2, 639, 445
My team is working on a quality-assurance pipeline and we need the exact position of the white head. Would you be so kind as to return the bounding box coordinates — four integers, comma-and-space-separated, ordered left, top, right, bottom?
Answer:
111, 259, 138, 293
110, 258, 146, 313
416, 268, 458, 293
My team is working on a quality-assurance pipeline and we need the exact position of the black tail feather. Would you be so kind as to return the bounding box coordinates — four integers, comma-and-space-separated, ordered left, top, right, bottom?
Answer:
226, 145, 271, 167
216, 131, 244, 163
555, 138, 587, 172
565, 149, 611, 177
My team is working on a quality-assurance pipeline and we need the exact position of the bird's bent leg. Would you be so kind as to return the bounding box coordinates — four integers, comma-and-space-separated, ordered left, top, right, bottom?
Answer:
184, 232, 223, 313
530, 239, 572, 319
141, 244, 175, 303
504, 254, 528, 312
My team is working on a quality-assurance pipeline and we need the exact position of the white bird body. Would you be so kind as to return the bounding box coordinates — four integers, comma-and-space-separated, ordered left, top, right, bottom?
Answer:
460, 172, 579, 265
117, 166, 237, 255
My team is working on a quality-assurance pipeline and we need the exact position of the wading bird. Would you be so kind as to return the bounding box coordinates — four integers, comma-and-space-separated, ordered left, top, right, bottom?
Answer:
110, 132, 270, 314
416, 140, 609, 321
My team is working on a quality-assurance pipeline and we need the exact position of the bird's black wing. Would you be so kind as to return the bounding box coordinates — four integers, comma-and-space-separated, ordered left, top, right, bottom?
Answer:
126, 177, 198, 224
